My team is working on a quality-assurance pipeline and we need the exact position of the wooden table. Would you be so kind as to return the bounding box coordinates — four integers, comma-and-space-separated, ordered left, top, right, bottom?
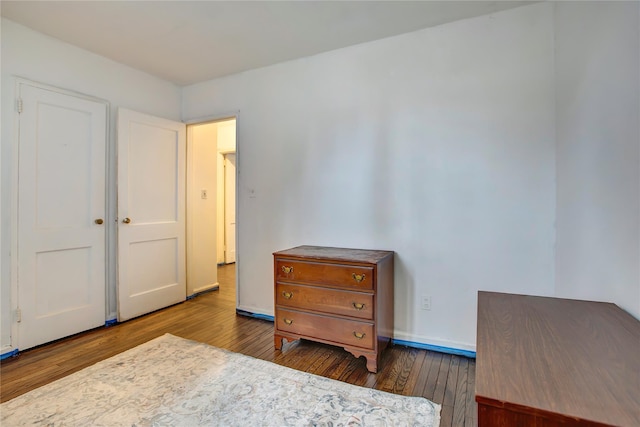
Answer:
476, 291, 640, 426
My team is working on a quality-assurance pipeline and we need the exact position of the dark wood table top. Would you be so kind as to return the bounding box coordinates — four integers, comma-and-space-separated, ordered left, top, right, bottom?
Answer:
476, 291, 640, 426
273, 245, 393, 264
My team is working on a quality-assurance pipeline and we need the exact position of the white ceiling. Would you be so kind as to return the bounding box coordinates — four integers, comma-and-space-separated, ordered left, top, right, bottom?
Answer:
1, 1, 531, 86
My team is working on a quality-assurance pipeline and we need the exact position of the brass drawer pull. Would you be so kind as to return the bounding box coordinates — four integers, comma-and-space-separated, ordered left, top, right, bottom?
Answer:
283, 318, 293, 325
353, 331, 366, 339
282, 266, 294, 274
282, 291, 293, 299
352, 302, 365, 310
352, 273, 365, 283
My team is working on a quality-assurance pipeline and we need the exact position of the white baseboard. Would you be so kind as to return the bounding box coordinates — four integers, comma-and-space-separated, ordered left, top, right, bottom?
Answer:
192, 282, 219, 295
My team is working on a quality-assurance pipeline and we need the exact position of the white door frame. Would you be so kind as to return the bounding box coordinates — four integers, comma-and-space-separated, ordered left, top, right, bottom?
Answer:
10, 77, 110, 351
184, 113, 239, 308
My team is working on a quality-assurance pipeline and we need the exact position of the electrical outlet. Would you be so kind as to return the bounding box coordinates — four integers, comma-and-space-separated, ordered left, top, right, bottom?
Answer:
421, 295, 432, 311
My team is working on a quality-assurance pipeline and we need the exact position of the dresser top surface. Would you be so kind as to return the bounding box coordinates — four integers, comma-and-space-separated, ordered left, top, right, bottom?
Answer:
476, 291, 640, 425
273, 246, 393, 264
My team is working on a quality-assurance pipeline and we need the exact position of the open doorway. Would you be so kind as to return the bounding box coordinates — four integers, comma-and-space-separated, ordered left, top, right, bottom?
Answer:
186, 117, 236, 297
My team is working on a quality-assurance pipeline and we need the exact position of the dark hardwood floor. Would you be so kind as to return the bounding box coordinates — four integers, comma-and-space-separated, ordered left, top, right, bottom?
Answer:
1, 264, 477, 426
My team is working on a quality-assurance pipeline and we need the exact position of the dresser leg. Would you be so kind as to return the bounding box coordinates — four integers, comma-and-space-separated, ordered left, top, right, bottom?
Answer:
274, 335, 283, 350
365, 356, 378, 374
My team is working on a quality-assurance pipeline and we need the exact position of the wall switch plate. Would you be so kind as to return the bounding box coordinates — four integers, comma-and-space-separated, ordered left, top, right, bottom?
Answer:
201, 189, 208, 199
421, 295, 432, 311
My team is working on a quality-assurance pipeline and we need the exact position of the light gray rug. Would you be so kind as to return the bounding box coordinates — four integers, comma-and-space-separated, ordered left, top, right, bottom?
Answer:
1, 334, 440, 426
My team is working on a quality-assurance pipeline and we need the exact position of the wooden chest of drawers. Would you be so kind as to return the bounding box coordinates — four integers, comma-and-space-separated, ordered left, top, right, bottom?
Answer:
273, 246, 394, 373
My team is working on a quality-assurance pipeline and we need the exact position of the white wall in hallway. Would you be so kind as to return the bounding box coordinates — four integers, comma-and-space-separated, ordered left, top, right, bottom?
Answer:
187, 123, 219, 295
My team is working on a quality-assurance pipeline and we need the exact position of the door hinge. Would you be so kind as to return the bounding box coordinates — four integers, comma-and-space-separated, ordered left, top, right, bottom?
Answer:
16, 98, 23, 114
15, 308, 22, 323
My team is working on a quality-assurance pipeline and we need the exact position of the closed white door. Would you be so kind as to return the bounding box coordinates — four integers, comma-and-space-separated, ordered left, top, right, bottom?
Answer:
117, 108, 186, 321
224, 154, 236, 264
17, 82, 107, 350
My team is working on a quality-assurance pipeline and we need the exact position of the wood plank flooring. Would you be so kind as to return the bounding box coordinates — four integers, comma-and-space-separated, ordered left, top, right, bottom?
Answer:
1, 264, 477, 426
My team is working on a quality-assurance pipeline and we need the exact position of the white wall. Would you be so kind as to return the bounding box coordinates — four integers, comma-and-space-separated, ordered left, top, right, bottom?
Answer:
555, 2, 640, 317
183, 3, 557, 350
187, 123, 218, 295
1, 18, 181, 351
217, 120, 237, 153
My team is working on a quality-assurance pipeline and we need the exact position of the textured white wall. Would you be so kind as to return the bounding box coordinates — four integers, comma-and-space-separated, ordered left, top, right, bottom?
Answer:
183, 3, 557, 350
1, 18, 181, 351
187, 123, 218, 295
555, 2, 640, 317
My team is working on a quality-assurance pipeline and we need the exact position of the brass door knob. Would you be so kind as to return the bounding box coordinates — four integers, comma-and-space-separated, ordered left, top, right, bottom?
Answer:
94, 218, 104, 225
122, 217, 131, 224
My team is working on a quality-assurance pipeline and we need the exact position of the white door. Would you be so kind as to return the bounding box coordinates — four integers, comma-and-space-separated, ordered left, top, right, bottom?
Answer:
117, 109, 186, 321
224, 153, 236, 264
17, 82, 107, 350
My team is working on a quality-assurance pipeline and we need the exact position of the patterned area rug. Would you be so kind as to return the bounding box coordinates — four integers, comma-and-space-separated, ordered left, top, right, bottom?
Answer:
1, 334, 440, 426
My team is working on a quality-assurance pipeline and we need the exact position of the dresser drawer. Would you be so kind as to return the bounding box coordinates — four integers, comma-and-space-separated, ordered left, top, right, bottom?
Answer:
275, 259, 373, 290
276, 308, 374, 349
276, 283, 373, 320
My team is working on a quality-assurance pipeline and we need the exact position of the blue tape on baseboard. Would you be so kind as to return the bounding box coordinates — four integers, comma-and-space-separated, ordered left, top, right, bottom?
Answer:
105, 319, 118, 327
235, 309, 275, 322
1, 348, 19, 360
392, 338, 476, 359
